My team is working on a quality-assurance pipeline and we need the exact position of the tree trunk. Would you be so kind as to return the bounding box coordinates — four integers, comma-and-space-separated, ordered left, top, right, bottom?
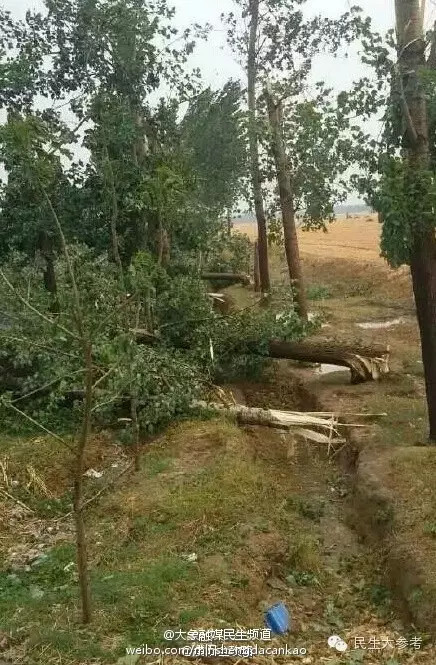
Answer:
40, 181, 96, 623
131, 396, 141, 472
37, 230, 59, 312
265, 87, 308, 320
247, 0, 270, 294
396, 0, 436, 441
227, 208, 233, 236
253, 241, 261, 292
266, 340, 390, 384
157, 226, 170, 267
74, 340, 93, 624
43, 253, 57, 297
104, 146, 126, 288
410, 244, 436, 439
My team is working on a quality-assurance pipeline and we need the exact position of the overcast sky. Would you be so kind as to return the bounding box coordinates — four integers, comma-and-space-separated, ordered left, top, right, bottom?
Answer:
3, 0, 400, 91
179, 0, 397, 91
2, 1, 431, 205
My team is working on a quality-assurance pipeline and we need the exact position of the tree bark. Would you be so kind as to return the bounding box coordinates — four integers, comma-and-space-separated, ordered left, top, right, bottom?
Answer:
131, 396, 141, 472
253, 241, 261, 292
396, 0, 436, 441
265, 87, 308, 320
73, 340, 93, 624
104, 146, 127, 288
37, 230, 59, 312
157, 226, 170, 267
266, 340, 390, 384
227, 208, 233, 236
247, 0, 270, 293
410, 245, 436, 439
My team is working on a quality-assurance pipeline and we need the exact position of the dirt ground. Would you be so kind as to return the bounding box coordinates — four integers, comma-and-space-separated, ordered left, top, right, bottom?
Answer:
272, 216, 436, 648
231, 214, 436, 657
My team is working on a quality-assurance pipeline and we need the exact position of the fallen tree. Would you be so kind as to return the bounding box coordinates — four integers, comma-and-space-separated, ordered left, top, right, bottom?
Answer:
4, 334, 389, 403
130, 331, 389, 383
196, 401, 385, 456
199, 400, 343, 432
266, 340, 390, 384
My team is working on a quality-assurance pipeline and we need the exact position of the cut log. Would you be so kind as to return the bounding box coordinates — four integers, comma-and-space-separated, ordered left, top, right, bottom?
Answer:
195, 401, 348, 455
200, 272, 252, 286
266, 340, 390, 384
128, 329, 388, 383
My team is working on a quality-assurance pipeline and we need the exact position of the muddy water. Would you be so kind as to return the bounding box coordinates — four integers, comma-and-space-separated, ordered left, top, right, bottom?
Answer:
317, 364, 351, 376
356, 317, 413, 330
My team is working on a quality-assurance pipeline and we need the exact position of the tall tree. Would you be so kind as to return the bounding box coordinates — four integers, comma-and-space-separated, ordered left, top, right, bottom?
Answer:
0, 112, 75, 303
224, 0, 371, 301
353, 0, 436, 441
394, 0, 436, 440
265, 86, 308, 319
247, 0, 270, 293
0, 0, 213, 269
181, 81, 247, 222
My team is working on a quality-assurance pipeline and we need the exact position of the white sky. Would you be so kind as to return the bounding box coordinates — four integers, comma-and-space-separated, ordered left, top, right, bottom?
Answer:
2, 1, 430, 205
182, 0, 396, 91
2, 0, 398, 91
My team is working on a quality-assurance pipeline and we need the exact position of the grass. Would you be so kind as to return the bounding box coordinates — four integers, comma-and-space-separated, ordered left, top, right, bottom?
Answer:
1, 419, 322, 662
5, 411, 391, 664
286, 535, 322, 578
365, 393, 428, 448
306, 284, 332, 301
285, 495, 326, 522
0, 546, 195, 658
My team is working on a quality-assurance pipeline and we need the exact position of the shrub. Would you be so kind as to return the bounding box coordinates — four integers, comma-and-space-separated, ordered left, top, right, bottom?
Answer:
0, 246, 308, 439
205, 232, 252, 275
307, 284, 332, 300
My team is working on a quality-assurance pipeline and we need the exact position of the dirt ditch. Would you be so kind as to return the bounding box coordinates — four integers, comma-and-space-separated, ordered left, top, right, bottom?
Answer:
232, 363, 436, 663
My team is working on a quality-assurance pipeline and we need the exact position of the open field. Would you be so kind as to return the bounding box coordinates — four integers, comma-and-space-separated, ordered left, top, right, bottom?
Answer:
236, 214, 384, 262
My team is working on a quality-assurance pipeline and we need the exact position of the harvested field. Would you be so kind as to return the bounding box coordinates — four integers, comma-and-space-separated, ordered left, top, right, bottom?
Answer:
235, 214, 383, 262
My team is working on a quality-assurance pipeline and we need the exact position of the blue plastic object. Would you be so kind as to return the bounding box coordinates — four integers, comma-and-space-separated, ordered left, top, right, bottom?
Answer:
264, 602, 290, 634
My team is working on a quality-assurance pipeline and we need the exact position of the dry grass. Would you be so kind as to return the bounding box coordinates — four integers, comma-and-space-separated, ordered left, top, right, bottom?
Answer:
0, 431, 122, 497
1, 419, 326, 663
236, 215, 414, 306
235, 214, 383, 262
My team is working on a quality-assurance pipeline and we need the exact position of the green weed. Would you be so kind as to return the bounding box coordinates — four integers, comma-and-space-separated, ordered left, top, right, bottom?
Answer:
307, 284, 332, 300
